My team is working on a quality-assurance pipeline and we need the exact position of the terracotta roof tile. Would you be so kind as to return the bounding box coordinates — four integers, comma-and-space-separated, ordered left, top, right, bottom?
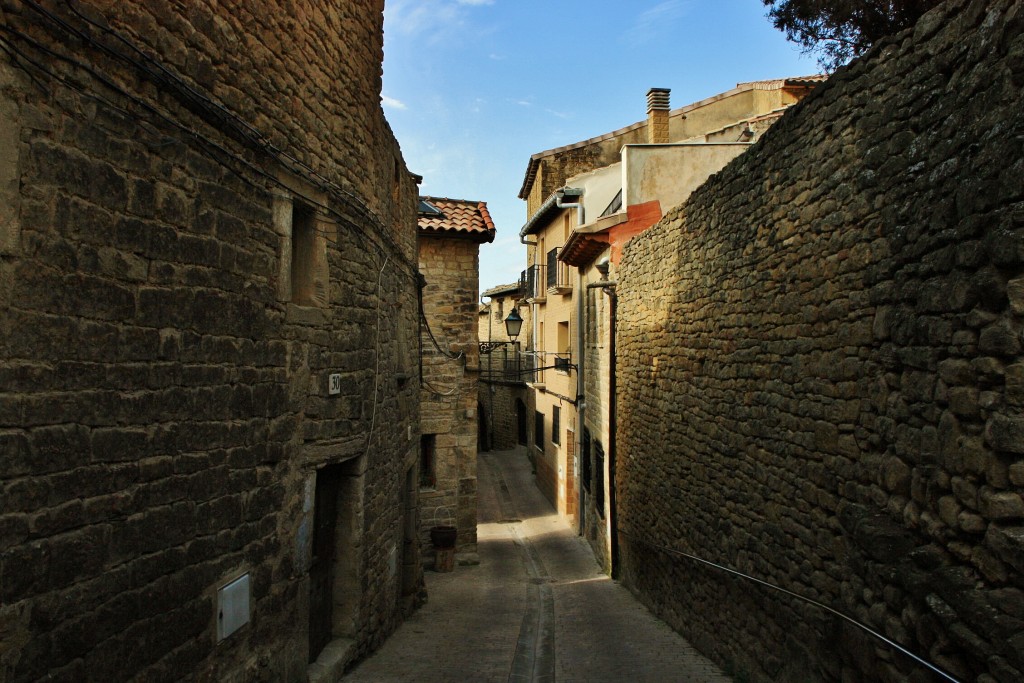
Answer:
417, 196, 496, 243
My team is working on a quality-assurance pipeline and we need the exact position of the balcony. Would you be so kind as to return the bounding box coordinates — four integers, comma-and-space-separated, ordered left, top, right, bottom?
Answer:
547, 248, 572, 294
478, 344, 537, 384
520, 264, 546, 302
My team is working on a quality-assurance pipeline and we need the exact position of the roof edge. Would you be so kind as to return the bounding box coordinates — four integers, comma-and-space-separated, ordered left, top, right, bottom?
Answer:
516, 75, 824, 199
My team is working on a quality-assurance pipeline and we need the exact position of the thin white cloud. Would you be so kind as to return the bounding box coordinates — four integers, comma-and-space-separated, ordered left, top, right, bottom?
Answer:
385, 0, 494, 45
385, 0, 463, 42
623, 0, 690, 45
382, 95, 408, 110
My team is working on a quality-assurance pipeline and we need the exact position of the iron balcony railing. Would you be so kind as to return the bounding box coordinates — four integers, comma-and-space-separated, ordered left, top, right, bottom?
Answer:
519, 264, 546, 301
547, 247, 572, 291
478, 345, 538, 383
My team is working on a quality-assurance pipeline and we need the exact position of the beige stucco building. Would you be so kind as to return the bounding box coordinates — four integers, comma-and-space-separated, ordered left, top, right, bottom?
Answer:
518, 78, 822, 567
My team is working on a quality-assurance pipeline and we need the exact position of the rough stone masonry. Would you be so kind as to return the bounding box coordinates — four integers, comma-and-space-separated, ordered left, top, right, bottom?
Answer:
616, 0, 1024, 681
0, 1, 421, 681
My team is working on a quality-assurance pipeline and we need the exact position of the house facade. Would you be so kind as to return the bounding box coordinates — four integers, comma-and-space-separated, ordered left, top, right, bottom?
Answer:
478, 282, 533, 452
417, 197, 495, 560
518, 79, 820, 562
0, 2, 421, 681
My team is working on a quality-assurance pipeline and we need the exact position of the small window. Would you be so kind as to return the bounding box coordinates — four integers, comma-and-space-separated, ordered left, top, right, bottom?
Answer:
420, 435, 436, 489
582, 428, 591, 493
291, 203, 317, 305
595, 440, 605, 518
552, 406, 560, 445
534, 411, 544, 452
556, 322, 570, 373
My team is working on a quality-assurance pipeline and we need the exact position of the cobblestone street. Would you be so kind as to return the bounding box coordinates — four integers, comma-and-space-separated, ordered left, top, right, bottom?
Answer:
343, 448, 730, 683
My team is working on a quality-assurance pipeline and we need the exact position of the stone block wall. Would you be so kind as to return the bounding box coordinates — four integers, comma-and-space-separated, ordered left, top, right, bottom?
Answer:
0, 1, 420, 680
479, 382, 529, 452
616, 1, 1024, 681
419, 236, 480, 553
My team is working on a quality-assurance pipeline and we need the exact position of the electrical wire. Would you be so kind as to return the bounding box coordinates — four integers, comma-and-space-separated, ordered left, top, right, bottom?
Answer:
419, 307, 466, 362
618, 528, 962, 683
422, 380, 458, 397
2, 2, 418, 277
362, 255, 390, 459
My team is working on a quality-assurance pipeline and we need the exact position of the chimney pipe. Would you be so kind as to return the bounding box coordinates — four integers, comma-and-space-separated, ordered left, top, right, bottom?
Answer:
646, 88, 670, 144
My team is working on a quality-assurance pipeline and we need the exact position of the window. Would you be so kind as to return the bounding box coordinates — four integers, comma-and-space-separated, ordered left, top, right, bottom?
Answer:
534, 411, 544, 451
595, 440, 605, 518
291, 203, 317, 305
552, 406, 560, 445
555, 322, 571, 372
274, 191, 328, 307
420, 435, 436, 489
582, 428, 591, 493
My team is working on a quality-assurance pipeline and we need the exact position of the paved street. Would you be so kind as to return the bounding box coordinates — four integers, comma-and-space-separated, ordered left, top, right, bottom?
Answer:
342, 447, 731, 683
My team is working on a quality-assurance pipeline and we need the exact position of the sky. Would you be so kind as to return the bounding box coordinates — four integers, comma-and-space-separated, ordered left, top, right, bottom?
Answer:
382, 0, 816, 296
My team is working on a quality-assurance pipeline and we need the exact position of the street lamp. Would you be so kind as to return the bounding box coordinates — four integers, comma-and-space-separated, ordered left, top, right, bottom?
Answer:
504, 308, 523, 342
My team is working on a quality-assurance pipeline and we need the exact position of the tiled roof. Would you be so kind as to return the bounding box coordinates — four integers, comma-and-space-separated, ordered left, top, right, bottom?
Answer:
417, 196, 496, 243
483, 282, 520, 297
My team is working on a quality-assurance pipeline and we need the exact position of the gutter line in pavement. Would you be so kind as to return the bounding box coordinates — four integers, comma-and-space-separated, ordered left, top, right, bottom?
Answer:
485, 456, 557, 683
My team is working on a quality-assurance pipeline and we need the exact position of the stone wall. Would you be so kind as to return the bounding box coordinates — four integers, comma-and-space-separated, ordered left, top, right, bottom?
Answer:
0, 1, 421, 681
419, 236, 480, 553
616, 1, 1024, 682
478, 381, 529, 452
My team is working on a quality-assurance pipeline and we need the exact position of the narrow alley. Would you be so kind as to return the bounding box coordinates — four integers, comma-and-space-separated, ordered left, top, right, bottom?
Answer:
342, 448, 731, 683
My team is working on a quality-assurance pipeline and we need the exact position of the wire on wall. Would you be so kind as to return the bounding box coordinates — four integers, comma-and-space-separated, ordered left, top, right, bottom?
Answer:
618, 528, 962, 683
2, 1, 419, 278
416, 275, 464, 363
362, 255, 390, 459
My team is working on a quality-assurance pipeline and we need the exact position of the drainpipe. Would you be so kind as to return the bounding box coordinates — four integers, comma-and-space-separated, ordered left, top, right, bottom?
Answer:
588, 260, 617, 576
604, 280, 619, 577
482, 295, 493, 452
556, 188, 586, 535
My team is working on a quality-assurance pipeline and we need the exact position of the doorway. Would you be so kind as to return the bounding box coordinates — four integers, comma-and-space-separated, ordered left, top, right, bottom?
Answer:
308, 458, 363, 663
516, 398, 528, 446
478, 401, 489, 452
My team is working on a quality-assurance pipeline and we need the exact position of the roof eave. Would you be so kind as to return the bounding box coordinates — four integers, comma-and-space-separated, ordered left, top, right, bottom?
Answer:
518, 188, 582, 239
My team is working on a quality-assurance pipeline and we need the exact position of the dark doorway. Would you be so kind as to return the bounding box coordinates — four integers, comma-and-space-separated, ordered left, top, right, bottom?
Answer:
478, 401, 489, 452
309, 465, 341, 662
308, 458, 363, 665
399, 465, 419, 600
516, 398, 528, 446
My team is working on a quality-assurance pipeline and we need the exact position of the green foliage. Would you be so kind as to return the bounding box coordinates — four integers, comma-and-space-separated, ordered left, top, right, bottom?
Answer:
763, 0, 942, 71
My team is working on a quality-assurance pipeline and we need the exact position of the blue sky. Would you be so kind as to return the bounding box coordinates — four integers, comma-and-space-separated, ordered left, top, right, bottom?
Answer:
382, 0, 815, 294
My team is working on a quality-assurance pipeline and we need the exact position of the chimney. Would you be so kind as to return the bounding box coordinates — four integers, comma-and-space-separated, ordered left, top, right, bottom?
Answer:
646, 88, 670, 144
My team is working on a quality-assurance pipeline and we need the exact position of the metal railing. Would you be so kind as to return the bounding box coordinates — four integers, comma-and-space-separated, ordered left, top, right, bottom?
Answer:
520, 264, 546, 300
546, 248, 572, 291
478, 345, 537, 383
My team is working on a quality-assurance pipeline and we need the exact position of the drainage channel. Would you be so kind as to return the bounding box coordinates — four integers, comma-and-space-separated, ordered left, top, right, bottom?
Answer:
484, 455, 556, 683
